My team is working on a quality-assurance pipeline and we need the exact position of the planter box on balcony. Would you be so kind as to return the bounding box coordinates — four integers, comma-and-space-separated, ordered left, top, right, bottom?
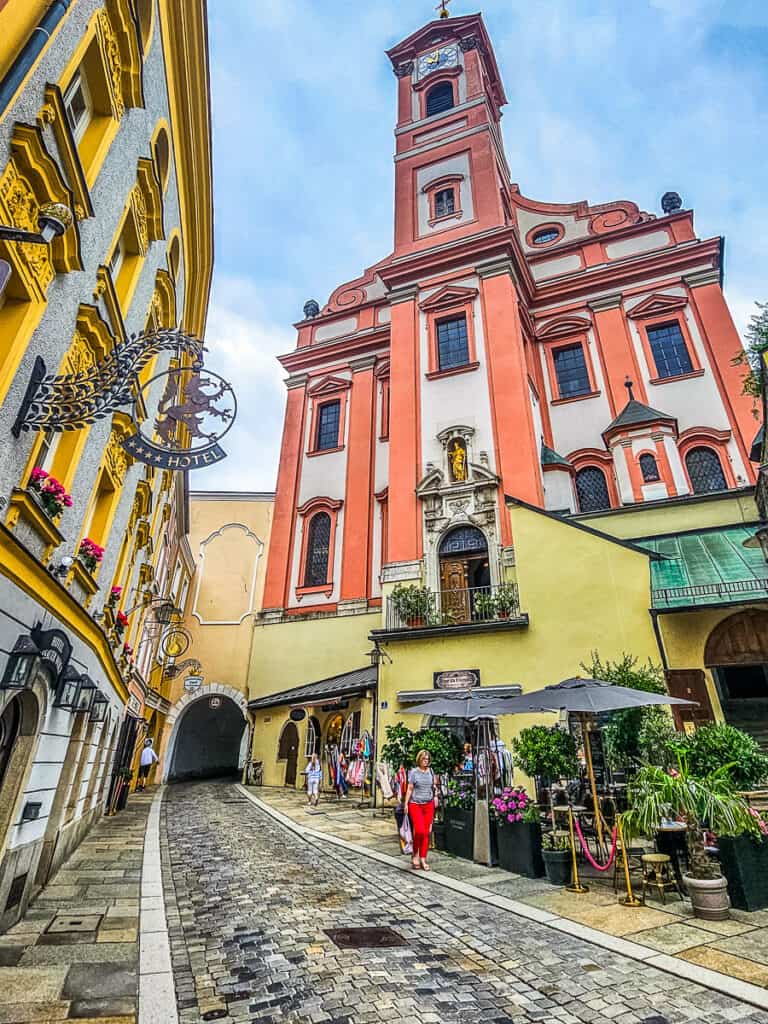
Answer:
444, 806, 475, 860
718, 834, 768, 911
6, 488, 65, 565
68, 558, 99, 607
496, 821, 544, 878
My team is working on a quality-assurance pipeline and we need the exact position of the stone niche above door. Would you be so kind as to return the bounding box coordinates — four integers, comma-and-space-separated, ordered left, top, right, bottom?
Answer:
416, 425, 501, 591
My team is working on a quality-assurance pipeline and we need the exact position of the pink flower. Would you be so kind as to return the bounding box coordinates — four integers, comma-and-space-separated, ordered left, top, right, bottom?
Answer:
64, 496, 73, 507
507, 814, 516, 823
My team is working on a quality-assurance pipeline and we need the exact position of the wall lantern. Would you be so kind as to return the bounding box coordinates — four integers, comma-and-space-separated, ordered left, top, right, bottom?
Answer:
90, 692, 109, 723
73, 675, 96, 714
0, 202, 72, 246
54, 666, 82, 709
366, 641, 392, 669
1, 635, 41, 690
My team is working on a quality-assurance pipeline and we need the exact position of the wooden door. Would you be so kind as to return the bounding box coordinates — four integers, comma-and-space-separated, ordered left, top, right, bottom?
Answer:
278, 722, 299, 786
665, 669, 715, 729
440, 559, 470, 623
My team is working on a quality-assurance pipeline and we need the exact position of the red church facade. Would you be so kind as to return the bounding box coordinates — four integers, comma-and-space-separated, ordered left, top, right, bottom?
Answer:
261, 12, 756, 622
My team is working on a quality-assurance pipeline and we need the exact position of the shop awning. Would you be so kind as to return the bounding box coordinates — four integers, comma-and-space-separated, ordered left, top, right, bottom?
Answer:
248, 666, 376, 710
637, 526, 768, 611
397, 684, 522, 703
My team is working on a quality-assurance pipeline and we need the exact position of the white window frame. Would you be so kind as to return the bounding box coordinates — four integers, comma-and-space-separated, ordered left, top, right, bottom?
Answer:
63, 70, 92, 143
108, 236, 124, 281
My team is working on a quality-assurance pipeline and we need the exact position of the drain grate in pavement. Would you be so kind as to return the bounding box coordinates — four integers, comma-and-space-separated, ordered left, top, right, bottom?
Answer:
324, 926, 406, 949
46, 913, 103, 934
640, 1019, 669, 1024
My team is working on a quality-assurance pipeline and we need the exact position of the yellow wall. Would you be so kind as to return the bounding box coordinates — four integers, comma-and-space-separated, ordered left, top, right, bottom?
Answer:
0, 1, 52, 84
578, 491, 757, 540
165, 494, 273, 712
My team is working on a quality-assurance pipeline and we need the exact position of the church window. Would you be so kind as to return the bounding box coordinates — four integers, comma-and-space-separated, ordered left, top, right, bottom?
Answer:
426, 81, 454, 117
303, 512, 331, 587
575, 467, 611, 512
686, 447, 726, 494
553, 344, 590, 398
434, 188, 455, 218
646, 321, 693, 379
532, 227, 559, 245
315, 400, 341, 451
639, 453, 660, 482
436, 314, 469, 371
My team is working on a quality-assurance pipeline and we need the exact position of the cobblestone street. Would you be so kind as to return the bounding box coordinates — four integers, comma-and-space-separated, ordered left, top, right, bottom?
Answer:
162, 782, 768, 1024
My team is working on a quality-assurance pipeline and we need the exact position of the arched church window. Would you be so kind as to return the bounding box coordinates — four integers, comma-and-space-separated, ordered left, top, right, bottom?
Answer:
303, 513, 331, 587
575, 466, 611, 512
426, 81, 454, 117
639, 453, 660, 483
686, 447, 726, 494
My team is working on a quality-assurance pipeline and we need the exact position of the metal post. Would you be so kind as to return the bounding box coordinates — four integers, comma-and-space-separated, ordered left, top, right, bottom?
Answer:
566, 806, 589, 893
617, 814, 643, 907
580, 711, 605, 850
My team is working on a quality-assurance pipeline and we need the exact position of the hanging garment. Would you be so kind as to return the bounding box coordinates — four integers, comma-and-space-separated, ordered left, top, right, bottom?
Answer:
376, 762, 393, 799
396, 765, 408, 802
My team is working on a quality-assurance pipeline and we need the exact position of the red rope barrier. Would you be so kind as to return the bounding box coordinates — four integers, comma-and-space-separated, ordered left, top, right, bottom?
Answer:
573, 818, 618, 871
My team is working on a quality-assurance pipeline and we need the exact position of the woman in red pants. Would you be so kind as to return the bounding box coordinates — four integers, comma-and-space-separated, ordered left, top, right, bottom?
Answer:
404, 749, 437, 870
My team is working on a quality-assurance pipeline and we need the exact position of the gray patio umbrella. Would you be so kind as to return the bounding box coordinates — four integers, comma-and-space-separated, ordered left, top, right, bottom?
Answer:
402, 690, 502, 719
487, 677, 697, 847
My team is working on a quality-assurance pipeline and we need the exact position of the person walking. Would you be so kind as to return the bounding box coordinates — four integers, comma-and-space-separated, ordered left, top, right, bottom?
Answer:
138, 738, 159, 791
403, 749, 437, 871
303, 752, 323, 807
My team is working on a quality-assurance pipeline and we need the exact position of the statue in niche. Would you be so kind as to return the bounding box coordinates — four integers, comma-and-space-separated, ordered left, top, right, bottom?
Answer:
449, 439, 468, 482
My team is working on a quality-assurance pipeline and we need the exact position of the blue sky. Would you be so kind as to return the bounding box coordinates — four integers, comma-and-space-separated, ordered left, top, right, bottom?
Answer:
198, 0, 768, 491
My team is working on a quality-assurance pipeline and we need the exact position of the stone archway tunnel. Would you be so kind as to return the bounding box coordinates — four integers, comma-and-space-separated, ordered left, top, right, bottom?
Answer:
167, 693, 246, 783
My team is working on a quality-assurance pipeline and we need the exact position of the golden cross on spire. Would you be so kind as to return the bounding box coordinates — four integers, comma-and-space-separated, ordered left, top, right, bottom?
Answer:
436, 0, 452, 18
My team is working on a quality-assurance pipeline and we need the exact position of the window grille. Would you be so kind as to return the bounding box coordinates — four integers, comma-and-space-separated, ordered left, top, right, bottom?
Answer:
685, 447, 727, 494
304, 512, 331, 587
436, 315, 469, 370
575, 467, 611, 512
426, 82, 454, 117
434, 188, 455, 217
532, 227, 559, 244
439, 525, 487, 556
553, 344, 590, 397
647, 322, 693, 379
315, 400, 340, 451
639, 453, 660, 482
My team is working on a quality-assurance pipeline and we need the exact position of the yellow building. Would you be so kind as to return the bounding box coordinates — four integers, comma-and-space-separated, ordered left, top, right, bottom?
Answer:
0, 0, 212, 929
157, 490, 274, 784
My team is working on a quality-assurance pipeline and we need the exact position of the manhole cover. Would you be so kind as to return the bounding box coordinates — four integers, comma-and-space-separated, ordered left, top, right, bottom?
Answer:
46, 913, 103, 934
324, 927, 406, 949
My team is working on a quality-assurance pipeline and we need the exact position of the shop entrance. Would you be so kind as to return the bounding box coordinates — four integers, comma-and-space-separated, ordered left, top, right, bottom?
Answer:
278, 722, 299, 786
438, 526, 490, 624
705, 610, 768, 748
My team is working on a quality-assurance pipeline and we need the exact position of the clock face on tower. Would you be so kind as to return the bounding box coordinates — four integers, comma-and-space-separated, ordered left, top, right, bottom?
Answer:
417, 44, 459, 79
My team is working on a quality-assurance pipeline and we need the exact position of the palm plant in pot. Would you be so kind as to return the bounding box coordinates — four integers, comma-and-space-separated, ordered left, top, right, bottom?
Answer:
624, 756, 759, 920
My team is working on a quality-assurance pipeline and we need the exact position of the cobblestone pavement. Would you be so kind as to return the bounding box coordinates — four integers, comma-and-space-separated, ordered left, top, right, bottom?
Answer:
162, 781, 768, 1024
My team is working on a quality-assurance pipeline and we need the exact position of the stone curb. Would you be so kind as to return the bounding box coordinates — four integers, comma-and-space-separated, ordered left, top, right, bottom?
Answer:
237, 784, 768, 1014
138, 787, 177, 1024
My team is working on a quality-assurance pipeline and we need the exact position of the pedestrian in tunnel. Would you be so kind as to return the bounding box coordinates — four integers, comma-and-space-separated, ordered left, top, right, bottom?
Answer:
138, 738, 159, 791
303, 752, 323, 807
403, 749, 438, 871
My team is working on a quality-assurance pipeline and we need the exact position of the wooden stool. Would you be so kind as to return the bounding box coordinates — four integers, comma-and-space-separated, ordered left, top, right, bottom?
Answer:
641, 853, 682, 904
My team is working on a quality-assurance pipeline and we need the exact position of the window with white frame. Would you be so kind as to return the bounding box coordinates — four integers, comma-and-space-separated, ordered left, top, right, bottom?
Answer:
63, 70, 92, 142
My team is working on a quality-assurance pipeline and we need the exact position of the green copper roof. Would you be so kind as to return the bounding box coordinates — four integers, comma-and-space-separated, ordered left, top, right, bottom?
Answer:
637, 526, 768, 610
540, 443, 571, 468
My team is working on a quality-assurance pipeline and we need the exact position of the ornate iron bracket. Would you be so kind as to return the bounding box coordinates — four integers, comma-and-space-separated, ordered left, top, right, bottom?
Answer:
12, 327, 205, 437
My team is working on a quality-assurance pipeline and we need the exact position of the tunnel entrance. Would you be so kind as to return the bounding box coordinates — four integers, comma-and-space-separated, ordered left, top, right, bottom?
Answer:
168, 695, 245, 782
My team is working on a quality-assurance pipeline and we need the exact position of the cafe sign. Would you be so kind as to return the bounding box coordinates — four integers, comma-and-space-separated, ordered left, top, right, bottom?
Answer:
434, 669, 480, 690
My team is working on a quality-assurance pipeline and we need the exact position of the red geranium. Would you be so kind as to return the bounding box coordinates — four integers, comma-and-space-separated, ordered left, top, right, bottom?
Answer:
28, 467, 73, 519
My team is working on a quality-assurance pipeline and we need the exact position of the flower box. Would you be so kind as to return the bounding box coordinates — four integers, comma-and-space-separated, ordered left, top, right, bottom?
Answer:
718, 835, 768, 912
444, 806, 474, 860
497, 821, 545, 878
68, 558, 98, 607
6, 488, 65, 564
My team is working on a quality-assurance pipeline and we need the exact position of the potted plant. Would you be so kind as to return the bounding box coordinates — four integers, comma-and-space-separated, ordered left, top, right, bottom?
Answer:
391, 583, 434, 628
114, 610, 129, 639
512, 725, 579, 800
443, 775, 475, 859
624, 756, 760, 920
28, 467, 73, 520
473, 592, 496, 621
107, 586, 122, 609
78, 537, 104, 574
669, 723, 768, 791
495, 582, 518, 619
492, 787, 544, 877
541, 830, 572, 885
717, 811, 768, 912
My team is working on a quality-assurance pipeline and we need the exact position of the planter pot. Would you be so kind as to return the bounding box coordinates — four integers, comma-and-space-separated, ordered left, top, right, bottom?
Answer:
497, 610, 510, 620
717, 835, 768, 911
432, 820, 447, 852
444, 806, 475, 860
497, 822, 544, 878
684, 873, 730, 920
542, 848, 572, 886
405, 616, 424, 628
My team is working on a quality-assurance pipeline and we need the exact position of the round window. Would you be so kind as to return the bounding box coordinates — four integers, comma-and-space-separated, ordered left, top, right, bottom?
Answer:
532, 226, 561, 245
